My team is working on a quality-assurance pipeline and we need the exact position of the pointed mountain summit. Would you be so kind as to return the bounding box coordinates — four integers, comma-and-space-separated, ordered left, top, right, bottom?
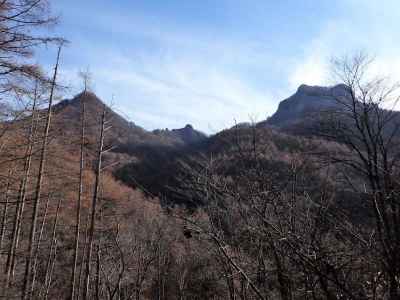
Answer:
54, 91, 136, 129
53, 91, 207, 148
52, 91, 150, 147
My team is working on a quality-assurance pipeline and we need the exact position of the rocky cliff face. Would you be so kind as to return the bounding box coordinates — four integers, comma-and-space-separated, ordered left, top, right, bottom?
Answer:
266, 84, 350, 128
171, 124, 207, 144
152, 124, 207, 146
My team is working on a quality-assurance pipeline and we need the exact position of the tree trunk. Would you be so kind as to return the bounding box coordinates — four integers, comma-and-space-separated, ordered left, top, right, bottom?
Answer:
95, 245, 101, 300
83, 104, 107, 300
69, 90, 86, 300
22, 44, 62, 300
0, 168, 12, 251
41, 196, 62, 300
30, 194, 51, 297
4, 82, 39, 295
77, 212, 90, 299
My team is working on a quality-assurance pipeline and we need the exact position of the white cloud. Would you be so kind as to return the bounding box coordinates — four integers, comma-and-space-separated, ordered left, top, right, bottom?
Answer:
288, 52, 327, 90
87, 55, 274, 133
288, 1, 400, 92
53, 18, 278, 133
51, 0, 400, 133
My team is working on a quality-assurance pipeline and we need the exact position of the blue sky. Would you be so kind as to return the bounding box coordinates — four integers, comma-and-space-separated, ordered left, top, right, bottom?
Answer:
39, 0, 400, 133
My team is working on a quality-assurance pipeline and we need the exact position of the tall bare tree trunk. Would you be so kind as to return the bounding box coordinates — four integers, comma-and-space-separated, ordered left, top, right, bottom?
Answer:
41, 196, 62, 299
3, 84, 39, 296
0, 169, 13, 299
7, 101, 39, 282
0, 168, 12, 251
69, 90, 86, 300
77, 212, 90, 299
44, 239, 58, 300
95, 245, 101, 300
83, 105, 107, 300
22, 44, 62, 300
30, 194, 51, 297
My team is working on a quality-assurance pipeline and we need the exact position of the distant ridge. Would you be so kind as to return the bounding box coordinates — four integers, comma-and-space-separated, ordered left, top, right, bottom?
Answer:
54, 91, 206, 147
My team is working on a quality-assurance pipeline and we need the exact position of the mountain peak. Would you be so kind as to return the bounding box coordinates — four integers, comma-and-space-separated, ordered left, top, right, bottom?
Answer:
78, 90, 99, 98
54, 91, 104, 111
72, 91, 105, 107
266, 84, 350, 128
172, 124, 206, 145
152, 124, 207, 145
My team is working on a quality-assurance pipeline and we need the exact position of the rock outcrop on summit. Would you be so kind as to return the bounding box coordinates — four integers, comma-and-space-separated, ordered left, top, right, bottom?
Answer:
265, 84, 350, 128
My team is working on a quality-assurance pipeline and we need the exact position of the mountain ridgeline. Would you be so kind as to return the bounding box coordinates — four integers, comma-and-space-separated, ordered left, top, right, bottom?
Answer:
2, 81, 399, 298
54, 91, 207, 148
2, 2, 399, 297
46, 84, 400, 209
48, 84, 376, 207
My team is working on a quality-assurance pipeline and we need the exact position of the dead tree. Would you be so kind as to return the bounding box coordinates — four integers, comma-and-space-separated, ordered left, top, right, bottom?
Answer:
77, 213, 91, 298
83, 103, 109, 300
69, 83, 87, 300
3, 83, 39, 294
0, 168, 13, 251
41, 196, 62, 299
43, 240, 58, 300
0, 0, 60, 95
0, 0, 61, 153
96, 244, 101, 300
30, 193, 51, 296
79, 67, 93, 93
22, 44, 62, 300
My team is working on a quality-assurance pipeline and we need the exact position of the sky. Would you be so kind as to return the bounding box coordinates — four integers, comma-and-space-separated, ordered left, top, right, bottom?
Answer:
38, 0, 400, 133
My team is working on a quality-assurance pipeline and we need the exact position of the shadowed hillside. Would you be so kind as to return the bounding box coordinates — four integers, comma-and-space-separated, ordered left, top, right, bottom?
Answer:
2, 1, 400, 298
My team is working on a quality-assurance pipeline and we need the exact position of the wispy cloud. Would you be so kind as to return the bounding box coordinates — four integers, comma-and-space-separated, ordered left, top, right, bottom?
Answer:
89, 54, 274, 133
288, 1, 400, 90
51, 2, 281, 133
48, 0, 400, 133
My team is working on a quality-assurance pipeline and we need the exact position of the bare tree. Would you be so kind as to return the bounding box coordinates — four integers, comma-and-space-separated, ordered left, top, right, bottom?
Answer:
77, 212, 91, 298
79, 67, 93, 93
0, 168, 12, 250
29, 193, 51, 296
0, 0, 60, 95
69, 73, 88, 300
41, 196, 62, 299
174, 122, 374, 299
318, 52, 400, 299
3, 82, 40, 294
22, 43, 62, 299
83, 103, 109, 300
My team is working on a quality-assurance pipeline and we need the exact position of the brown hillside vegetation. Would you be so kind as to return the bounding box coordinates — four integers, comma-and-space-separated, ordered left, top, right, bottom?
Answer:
2, 68, 400, 299
0, 1, 400, 298
2, 53, 400, 299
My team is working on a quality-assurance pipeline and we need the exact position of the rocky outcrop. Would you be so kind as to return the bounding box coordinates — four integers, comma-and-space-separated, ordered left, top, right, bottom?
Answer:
266, 84, 350, 127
